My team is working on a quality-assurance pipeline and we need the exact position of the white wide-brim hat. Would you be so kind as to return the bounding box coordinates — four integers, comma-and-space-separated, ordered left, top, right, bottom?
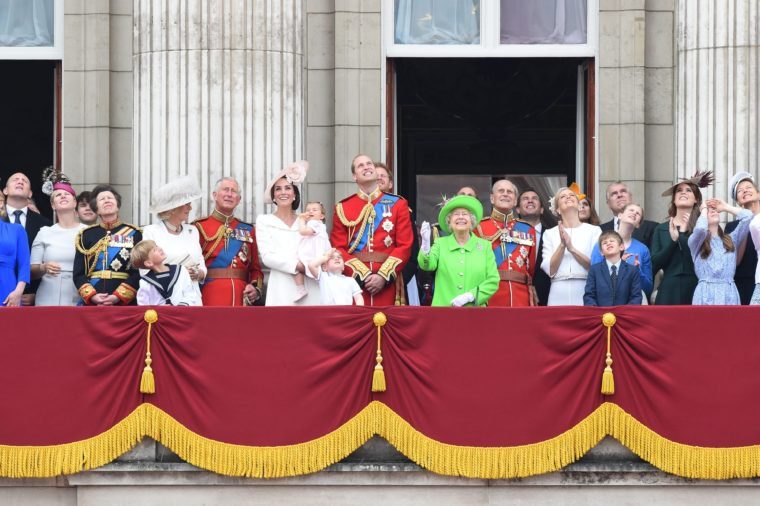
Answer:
149, 176, 203, 214
263, 160, 309, 204
729, 171, 754, 201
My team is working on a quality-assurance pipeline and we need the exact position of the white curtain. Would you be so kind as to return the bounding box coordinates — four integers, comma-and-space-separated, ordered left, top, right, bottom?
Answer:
0, 0, 54, 47
395, 0, 480, 45
500, 0, 587, 44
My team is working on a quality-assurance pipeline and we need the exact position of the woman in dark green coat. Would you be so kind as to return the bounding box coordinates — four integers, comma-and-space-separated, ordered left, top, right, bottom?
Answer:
652, 172, 711, 304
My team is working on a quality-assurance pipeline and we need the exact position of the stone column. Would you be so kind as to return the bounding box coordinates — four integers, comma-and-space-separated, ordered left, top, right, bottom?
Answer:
676, 0, 759, 198
133, 0, 304, 225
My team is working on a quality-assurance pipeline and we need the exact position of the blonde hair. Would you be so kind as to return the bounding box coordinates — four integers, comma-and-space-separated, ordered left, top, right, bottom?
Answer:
305, 201, 326, 222
130, 240, 157, 270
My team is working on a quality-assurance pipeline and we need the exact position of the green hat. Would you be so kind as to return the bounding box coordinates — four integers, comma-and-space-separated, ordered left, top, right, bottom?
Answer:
438, 195, 483, 234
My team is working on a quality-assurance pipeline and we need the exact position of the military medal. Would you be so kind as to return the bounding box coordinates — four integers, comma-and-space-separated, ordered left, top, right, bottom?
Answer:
382, 219, 394, 232
384, 236, 393, 247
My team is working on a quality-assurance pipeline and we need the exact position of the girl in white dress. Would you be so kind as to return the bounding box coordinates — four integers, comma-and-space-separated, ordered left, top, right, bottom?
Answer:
541, 185, 602, 306
30, 181, 86, 306
293, 201, 332, 301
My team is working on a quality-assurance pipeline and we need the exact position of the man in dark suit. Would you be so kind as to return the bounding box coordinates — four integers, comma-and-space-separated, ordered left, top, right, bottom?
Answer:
584, 231, 642, 306
725, 172, 760, 305
3, 172, 53, 305
517, 188, 556, 306
600, 181, 657, 248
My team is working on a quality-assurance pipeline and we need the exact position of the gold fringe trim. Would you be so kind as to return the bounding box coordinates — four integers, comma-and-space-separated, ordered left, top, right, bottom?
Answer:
0, 406, 146, 478
3, 402, 760, 479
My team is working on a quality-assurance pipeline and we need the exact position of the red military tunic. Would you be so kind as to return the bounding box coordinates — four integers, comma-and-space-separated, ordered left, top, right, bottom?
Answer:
330, 188, 413, 306
195, 209, 263, 306
475, 209, 537, 307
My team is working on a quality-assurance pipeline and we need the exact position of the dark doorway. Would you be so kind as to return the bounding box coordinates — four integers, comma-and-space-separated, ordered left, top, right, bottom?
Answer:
395, 58, 585, 223
0, 60, 57, 219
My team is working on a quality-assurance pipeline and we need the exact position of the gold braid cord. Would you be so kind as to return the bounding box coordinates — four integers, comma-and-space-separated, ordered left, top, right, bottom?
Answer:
336, 202, 375, 254
196, 223, 227, 261
75, 229, 110, 278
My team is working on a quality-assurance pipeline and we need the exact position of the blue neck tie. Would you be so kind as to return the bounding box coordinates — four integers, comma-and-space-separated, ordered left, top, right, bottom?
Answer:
12, 210, 22, 225
610, 265, 618, 300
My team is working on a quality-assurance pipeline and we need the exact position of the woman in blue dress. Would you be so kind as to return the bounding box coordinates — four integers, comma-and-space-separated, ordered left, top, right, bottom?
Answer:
0, 213, 31, 307
688, 198, 752, 305
591, 203, 652, 300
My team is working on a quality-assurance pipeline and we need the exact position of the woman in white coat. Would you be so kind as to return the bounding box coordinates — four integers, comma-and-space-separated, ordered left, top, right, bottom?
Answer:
141, 177, 206, 301
256, 161, 320, 305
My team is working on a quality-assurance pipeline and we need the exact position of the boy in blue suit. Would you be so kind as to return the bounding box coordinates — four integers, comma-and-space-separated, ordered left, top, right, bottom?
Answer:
584, 231, 642, 306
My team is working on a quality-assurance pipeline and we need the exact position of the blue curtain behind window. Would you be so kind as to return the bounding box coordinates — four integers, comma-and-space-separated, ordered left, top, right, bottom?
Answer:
0, 0, 54, 47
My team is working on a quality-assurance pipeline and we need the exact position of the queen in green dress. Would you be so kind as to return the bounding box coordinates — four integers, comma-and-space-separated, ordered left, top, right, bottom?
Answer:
418, 195, 499, 307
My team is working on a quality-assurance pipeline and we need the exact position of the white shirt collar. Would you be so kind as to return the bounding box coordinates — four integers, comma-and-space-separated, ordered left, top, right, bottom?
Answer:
606, 259, 622, 273
5, 204, 27, 216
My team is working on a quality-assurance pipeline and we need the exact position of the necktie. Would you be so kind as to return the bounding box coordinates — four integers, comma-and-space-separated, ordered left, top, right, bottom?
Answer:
12, 210, 22, 225
610, 265, 618, 300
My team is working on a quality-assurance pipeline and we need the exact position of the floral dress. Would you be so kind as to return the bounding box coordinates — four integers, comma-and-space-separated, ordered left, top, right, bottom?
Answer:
688, 209, 752, 305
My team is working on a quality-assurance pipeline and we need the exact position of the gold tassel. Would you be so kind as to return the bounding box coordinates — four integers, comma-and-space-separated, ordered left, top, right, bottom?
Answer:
601, 313, 616, 395
140, 309, 158, 394
372, 312, 388, 392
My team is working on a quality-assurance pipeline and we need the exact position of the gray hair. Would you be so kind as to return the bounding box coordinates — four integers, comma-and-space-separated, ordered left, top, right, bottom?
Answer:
605, 181, 631, 201
445, 209, 478, 232
213, 177, 240, 194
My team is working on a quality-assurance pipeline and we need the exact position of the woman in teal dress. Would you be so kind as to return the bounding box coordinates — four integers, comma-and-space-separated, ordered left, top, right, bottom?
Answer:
418, 195, 499, 307
652, 171, 711, 305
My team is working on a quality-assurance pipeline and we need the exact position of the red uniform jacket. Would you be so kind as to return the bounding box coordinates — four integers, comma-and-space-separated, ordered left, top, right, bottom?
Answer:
195, 210, 263, 306
475, 209, 537, 307
330, 188, 413, 306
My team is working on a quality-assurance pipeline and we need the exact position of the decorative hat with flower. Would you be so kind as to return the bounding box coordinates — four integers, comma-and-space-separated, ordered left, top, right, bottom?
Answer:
41, 166, 76, 197
264, 160, 310, 204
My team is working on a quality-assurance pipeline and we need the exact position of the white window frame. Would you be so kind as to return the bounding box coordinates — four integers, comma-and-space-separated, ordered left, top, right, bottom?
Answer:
0, 0, 64, 60
381, 0, 599, 189
384, 0, 597, 58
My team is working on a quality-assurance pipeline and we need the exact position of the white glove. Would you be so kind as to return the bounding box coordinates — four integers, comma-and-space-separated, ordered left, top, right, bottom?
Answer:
451, 292, 475, 307
420, 221, 431, 254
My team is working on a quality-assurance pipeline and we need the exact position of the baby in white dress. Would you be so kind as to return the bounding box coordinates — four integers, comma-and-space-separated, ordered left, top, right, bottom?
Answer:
294, 201, 331, 301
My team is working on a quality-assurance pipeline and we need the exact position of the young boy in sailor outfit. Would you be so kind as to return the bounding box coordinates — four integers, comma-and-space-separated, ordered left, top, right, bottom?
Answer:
131, 240, 202, 306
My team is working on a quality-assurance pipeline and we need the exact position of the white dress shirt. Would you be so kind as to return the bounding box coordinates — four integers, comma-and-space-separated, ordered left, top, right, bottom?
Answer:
5, 205, 27, 228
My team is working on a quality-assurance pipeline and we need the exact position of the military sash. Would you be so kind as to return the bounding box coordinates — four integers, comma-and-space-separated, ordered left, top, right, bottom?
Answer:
90, 225, 138, 286
492, 226, 534, 267
351, 195, 399, 253
208, 222, 253, 270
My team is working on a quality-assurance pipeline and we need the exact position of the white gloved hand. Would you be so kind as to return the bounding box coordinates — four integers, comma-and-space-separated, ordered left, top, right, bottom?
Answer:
420, 221, 431, 254
450, 292, 475, 307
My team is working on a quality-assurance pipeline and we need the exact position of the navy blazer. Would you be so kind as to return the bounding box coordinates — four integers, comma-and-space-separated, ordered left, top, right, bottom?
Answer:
583, 260, 642, 306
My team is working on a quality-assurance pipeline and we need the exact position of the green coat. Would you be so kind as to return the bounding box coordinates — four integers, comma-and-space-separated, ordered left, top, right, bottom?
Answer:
651, 221, 698, 305
418, 234, 499, 307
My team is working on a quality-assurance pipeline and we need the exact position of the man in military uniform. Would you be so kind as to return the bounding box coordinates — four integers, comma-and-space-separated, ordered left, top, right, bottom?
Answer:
330, 154, 413, 306
73, 185, 141, 305
475, 179, 537, 307
194, 177, 263, 306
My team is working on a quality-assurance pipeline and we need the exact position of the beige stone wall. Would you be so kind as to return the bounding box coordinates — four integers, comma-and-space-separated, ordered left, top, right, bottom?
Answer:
63, 0, 133, 220
304, 0, 382, 220
61, 1, 684, 225
598, 0, 676, 223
